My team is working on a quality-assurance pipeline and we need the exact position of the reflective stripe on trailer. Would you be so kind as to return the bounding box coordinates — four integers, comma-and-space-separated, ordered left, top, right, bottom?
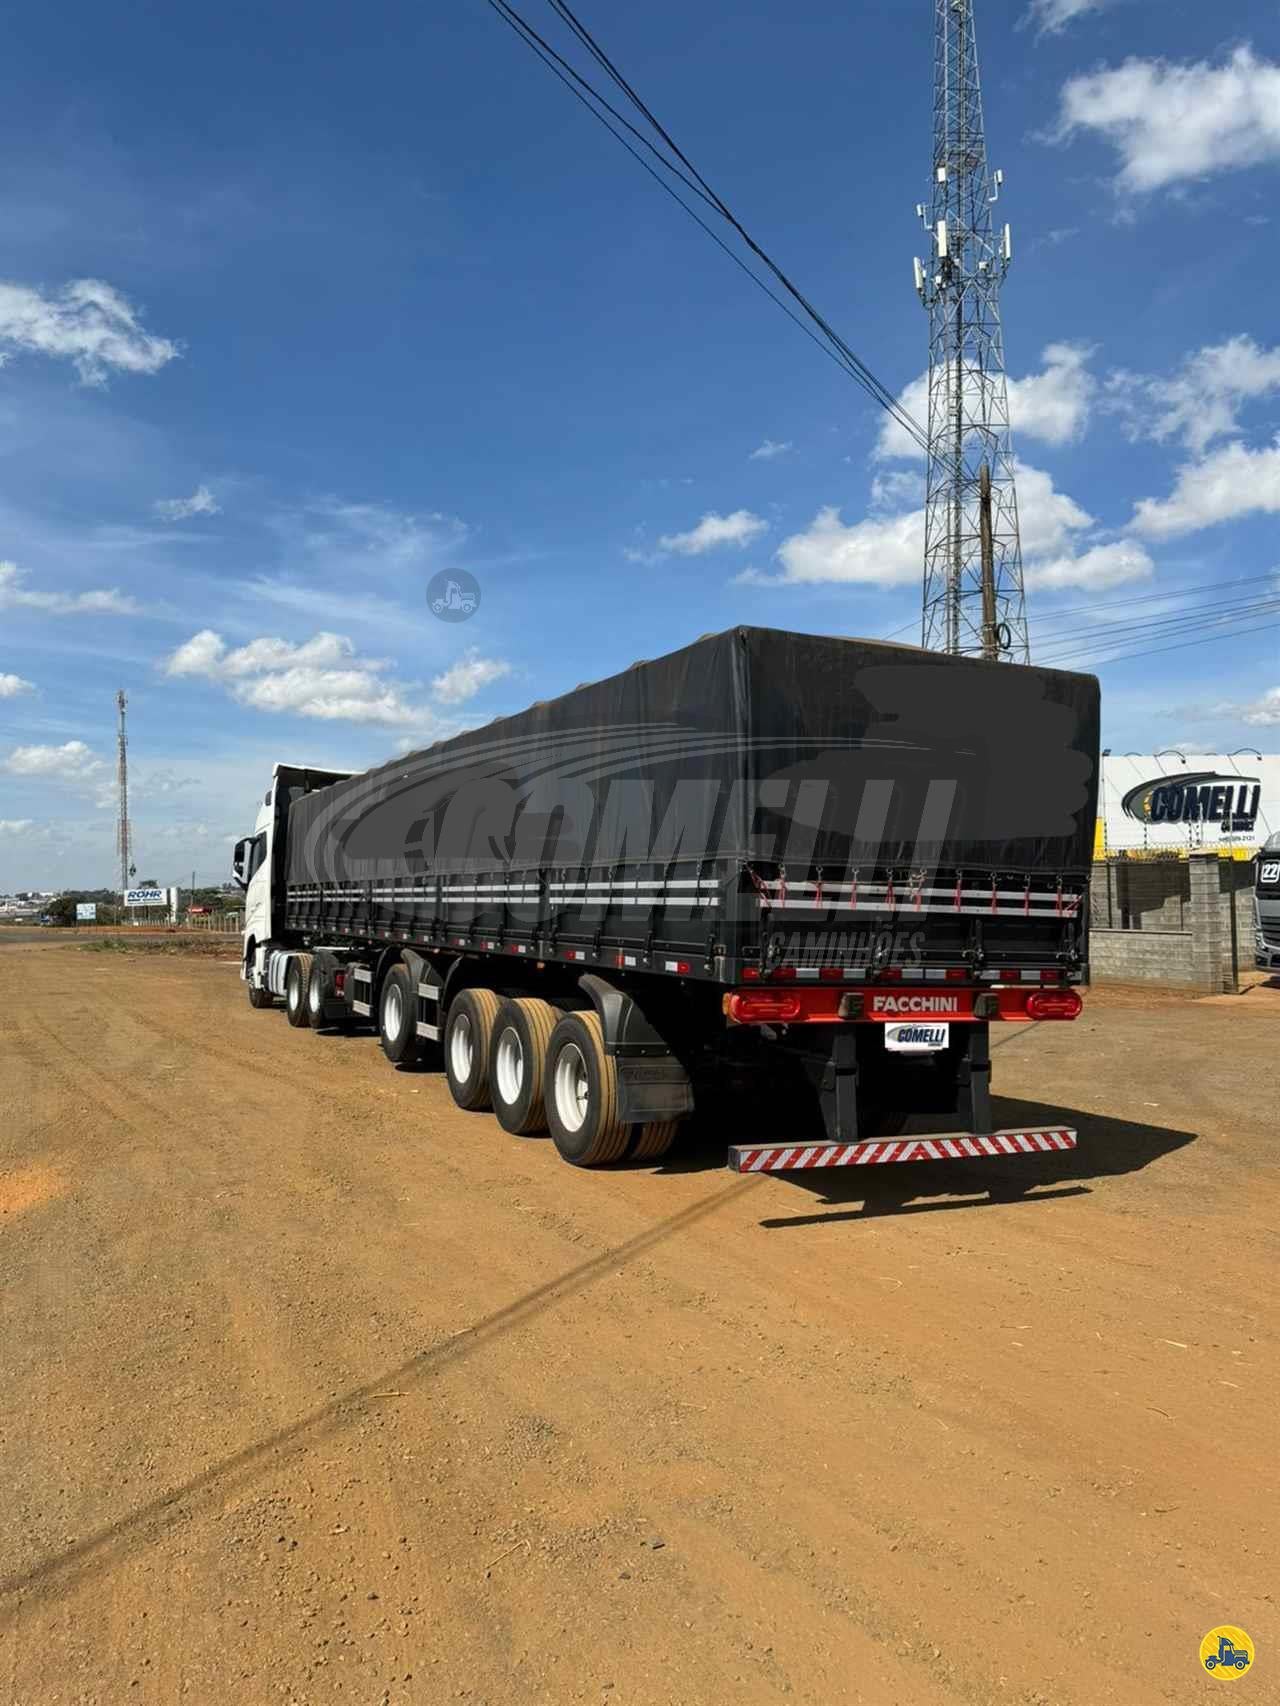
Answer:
728, 1129, 1076, 1173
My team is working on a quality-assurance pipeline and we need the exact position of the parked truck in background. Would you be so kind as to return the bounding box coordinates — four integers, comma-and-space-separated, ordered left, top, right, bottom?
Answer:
1255, 830, 1280, 974
234, 627, 1099, 1174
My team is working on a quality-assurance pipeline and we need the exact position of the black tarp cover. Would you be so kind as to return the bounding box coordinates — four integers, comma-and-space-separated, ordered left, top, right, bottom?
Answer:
284, 627, 1099, 884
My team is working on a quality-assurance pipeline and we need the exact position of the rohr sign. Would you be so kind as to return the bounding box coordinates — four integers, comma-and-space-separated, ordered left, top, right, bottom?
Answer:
1121, 773, 1260, 834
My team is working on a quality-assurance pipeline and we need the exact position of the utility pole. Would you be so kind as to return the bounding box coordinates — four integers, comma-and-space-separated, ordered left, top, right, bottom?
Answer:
914, 0, 1029, 662
116, 689, 132, 897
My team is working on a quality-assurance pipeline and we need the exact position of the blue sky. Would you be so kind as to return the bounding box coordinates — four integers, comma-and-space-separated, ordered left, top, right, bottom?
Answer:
1, 0, 1278, 889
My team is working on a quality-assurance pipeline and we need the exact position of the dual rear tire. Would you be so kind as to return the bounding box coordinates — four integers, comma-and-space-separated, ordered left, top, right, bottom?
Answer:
447, 997, 680, 1168
285, 953, 314, 1028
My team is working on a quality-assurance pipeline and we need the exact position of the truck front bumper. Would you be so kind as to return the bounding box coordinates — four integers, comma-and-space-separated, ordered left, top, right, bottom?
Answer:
728, 1128, 1077, 1173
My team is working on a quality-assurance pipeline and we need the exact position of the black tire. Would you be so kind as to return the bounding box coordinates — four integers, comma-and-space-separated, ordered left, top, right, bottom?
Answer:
544, 1010, 631, 1166
285, 953, 314, 1028
307, 960, 340, 1030
248, 979, 274, 1009
444, 987, 502, 1111
379, 963, 419, 1066
629, 1119, 682, 1162
489, 997, 560, 1135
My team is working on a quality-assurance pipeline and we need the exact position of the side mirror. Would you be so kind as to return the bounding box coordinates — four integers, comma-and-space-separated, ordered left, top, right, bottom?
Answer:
232, 837, 250, 890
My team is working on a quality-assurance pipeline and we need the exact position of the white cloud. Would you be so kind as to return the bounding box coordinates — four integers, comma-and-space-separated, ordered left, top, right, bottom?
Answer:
658, 510, 767, 555
2, 740, 103, 783
154, 485, 219, 520
163, 628, 432, 726
430, 650, 512, 705
0, 560, 138, 616
0, 819, 35, 836
869, 468, 924, 513
1051, 46, 1280, 193
1023, 0, 1111, 34
0, 278, 179, 385
748, 439, 792, 462
755, 462, 1129, 593
1240, 688, 1280, 727
1008, 344, 1095, 446
876, 345, 1094, 460
1012, 462, 1092, 560
1130, 439, 1280, 538
1108, 336, 1280, 454
751, 506, 924, 589
1025, 540, 1154, 590
0, 672, 34, 697
875, 375, 931, 461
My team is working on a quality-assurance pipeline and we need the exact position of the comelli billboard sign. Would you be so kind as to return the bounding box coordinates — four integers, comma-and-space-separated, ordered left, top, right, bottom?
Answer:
1099, 756, 1280, 855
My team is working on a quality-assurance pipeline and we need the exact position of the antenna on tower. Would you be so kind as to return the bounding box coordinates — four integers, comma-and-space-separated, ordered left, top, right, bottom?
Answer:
913, 0, 1029, 662
115, 689, 133, 896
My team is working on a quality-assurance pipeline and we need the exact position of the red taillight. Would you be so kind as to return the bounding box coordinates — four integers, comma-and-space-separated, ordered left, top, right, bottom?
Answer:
334, 970, 346, 993
741, 966, 761, 982
1024, 988, 1082, 1021
725, 991, 803, 1024
1039, 969, 1063, 984
946, 968, 968, 982
771, 966, 797, 981
819, 967, 843, 982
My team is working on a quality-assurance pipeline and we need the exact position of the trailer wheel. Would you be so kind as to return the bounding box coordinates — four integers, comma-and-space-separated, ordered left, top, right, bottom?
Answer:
285, 953, 314, 1028
545, 1011, 631, 1167
628, 1119, 681, 1162
444, 987, 502, 1110
490, 997, 559, 1135
379, 964, 419, 1066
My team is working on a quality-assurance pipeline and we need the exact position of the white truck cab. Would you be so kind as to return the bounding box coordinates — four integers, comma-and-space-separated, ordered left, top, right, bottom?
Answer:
233, 763, 350, 1002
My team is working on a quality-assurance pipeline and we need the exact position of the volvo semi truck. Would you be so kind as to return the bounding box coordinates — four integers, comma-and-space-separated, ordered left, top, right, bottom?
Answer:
1256, 831, 1280, 974
233, 627, 1099, 1174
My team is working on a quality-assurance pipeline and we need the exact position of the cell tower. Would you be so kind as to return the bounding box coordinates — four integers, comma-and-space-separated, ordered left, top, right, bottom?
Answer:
914, 0, 1029, 662
115, 689, 133, 896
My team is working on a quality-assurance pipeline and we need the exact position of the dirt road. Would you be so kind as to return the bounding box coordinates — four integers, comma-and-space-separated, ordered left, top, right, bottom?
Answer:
2, 941, 1275, 1704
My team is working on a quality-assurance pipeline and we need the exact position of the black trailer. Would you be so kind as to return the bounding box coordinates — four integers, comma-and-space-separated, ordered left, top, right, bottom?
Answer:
236, 627, 1099, 1172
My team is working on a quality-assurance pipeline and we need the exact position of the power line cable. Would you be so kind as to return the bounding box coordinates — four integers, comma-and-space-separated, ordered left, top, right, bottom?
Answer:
1033, 592, 1280, 666
1036, 600, 1280, 664
542, 0, 925, 439
1045, 618, 1280, 675
484, 0, 929, 451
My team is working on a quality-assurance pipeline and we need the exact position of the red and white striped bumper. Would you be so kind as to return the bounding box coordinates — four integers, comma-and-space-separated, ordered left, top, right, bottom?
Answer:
728, 1128, 1076, 1173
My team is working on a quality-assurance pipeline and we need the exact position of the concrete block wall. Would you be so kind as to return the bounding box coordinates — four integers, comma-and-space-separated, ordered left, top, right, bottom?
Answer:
1088, 854, 1249, 992
1089, 928, 1196, 986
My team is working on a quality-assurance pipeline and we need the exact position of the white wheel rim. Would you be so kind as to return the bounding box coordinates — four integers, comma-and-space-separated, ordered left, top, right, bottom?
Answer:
288, 968, 300, 1009
384, 982, 403, 1038
554, 1042, 589, 1134
309, 975, 322, 1014
495, 1027, 524, 1106
450, 1013, 474, 1081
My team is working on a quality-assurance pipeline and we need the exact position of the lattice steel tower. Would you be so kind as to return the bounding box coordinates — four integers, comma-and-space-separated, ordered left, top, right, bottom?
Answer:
115, 688, 133, 896
914, 0, 1028, 661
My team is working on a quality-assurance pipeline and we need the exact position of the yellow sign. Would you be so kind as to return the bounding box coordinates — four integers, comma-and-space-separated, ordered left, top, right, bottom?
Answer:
1201, 1626, 1255, 1680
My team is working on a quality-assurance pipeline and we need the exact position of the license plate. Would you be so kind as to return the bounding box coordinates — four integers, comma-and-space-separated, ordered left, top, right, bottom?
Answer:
884, 1021, 950, 1053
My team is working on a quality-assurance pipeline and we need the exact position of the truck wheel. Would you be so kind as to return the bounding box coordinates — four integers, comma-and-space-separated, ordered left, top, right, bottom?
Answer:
545, 1011, 630, 1167
629, 1119, 681, 1162
307, 961, 338, 1030
444, 987, 502, 1111
490, 997, 559, 1135
248, 979, 274, 1009
379, 964, 419, 1066
285, 953, 314, 1028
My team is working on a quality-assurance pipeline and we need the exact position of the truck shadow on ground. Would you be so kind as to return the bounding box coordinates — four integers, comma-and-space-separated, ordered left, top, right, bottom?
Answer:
658, 1098, 1196, 1228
